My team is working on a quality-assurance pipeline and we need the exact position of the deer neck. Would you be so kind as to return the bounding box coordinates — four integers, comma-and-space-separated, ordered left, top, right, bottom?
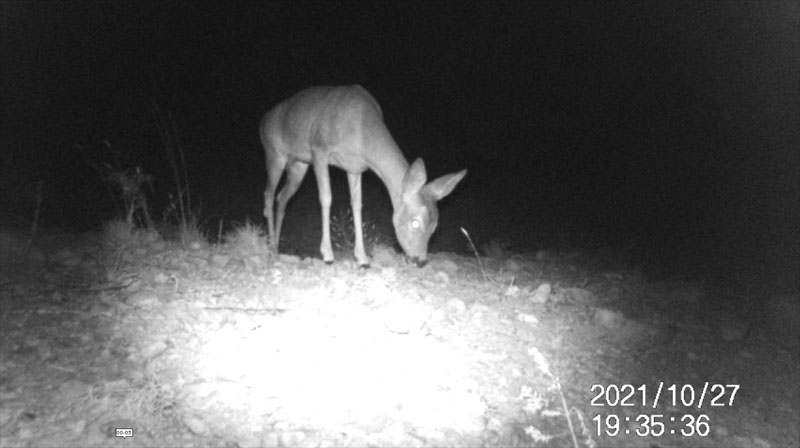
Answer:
367, 134, 410, 212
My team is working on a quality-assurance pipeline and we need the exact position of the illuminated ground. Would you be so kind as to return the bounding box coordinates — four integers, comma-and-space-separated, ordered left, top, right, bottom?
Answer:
0, 227, 797, 447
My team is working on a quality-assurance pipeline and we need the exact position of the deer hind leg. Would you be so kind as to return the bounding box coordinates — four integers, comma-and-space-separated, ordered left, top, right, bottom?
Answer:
274, 161, 309, 251
347, 172, 370, 267
264, 152, 287, 251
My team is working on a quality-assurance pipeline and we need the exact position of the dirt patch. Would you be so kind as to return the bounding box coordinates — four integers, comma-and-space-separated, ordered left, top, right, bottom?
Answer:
0, 229, 797, 447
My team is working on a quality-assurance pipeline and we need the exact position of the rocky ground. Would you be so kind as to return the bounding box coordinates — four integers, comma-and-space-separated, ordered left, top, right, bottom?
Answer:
0, 224, 797, 447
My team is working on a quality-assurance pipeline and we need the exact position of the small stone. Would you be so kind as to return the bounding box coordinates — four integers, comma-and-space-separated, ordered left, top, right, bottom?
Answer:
594, 308, 625, 328
182, 414, 207, 435
446, 298, 466, 313
210, 253, 230, 267
504, 258, 521, 273
153, 272, 170, 284
278, 254, 301, 264
529, 283, 551, 304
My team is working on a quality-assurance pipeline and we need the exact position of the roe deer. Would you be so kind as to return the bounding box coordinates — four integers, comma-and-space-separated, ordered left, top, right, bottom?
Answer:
261, 85, 467, 267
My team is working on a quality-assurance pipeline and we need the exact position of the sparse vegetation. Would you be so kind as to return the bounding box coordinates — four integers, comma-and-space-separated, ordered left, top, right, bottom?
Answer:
461, 227, 490, 281
329, 207, 388, 259
81, 105, 207, 250
100, 218, 161, 279
530, 347, 596, 448
152, 103, 192, 232
22, 181, 43, 264
481, 237, 512, 260
89, 154, 155, 229
224, 220, 269, 256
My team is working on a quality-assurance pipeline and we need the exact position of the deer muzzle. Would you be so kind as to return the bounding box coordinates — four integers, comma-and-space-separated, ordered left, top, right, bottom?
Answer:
407, 256, 427, 268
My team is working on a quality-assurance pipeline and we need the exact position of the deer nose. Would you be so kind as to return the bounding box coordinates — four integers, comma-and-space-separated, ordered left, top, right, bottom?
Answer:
407, 256, 427, 268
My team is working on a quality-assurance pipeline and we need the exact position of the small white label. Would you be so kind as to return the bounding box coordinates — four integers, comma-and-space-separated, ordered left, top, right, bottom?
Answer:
115, 428, 134, 439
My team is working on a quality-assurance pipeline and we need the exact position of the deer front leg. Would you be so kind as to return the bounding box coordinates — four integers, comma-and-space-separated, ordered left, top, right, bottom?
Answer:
312, 159, 335, 264
347, 172, 369, 267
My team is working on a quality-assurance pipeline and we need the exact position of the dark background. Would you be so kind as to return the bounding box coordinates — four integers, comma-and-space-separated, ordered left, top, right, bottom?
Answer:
2, 1, 797, 293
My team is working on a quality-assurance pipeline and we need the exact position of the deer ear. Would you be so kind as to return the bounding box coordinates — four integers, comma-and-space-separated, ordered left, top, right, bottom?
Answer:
402, 158, 428, 197
423, 169, 467, 201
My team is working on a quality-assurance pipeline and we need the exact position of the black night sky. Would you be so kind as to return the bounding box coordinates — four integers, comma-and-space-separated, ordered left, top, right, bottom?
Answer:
2, 2, 798, 293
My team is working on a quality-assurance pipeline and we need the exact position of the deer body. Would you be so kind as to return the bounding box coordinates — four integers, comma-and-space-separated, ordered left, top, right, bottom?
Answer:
261, 85, 466, 267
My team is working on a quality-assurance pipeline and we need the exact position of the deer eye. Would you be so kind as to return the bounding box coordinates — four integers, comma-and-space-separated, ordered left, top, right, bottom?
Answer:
409, 218, 421, 230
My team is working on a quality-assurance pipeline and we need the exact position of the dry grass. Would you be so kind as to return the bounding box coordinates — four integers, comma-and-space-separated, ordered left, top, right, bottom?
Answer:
329, 208, 389, 259
224, 220, 270, 256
